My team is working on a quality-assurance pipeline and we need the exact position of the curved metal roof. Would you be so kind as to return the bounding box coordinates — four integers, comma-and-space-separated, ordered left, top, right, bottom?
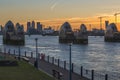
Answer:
60, 22, 72, 32
107, 23, 118, 32
16, 23, 24, 33
4, 20, 15, 32
80, 24, 87, 32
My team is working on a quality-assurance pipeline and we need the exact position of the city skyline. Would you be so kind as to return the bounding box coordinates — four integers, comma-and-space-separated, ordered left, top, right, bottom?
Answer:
0, 0, 120, 30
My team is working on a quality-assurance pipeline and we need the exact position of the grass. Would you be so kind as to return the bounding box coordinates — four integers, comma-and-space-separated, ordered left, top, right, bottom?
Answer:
0, 60, 55, 80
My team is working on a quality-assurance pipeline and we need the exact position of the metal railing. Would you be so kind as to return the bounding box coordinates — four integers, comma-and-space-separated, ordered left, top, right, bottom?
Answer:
1, 48, 120, 80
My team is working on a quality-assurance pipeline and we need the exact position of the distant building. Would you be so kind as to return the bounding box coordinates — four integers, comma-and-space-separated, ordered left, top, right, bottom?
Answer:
37, 22, 42, 34
32, 21, 35, 29
27, 22, 31, 33
42, 26, 54, 35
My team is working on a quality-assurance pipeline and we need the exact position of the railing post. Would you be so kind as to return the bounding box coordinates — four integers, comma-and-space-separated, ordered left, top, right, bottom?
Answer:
81, 66, 83, 77
64, 61, 66, 69
47, 55, 49, 62
14, 50, 15, 55
25, 51, 26, 57
71, 63, 74, 73
105, 74, 108, 80
31, 52, 33, 58
52, 57, 54, 64
91, 70, 94, 80
4, 48, 6, 58
8, 49, 10, 55
58, 59, 60, 67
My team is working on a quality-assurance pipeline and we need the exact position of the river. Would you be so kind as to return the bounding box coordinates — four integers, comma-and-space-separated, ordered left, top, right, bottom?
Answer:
1, 35, 120, 73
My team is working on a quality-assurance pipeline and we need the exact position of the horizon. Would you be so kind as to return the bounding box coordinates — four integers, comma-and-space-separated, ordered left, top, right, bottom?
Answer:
0, 0, 120, 31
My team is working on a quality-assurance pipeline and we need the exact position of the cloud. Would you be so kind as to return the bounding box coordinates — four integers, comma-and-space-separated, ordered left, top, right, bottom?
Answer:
51, 2, 58, 11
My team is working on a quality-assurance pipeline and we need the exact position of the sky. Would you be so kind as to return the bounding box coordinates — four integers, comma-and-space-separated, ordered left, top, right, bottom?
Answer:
0, 0, 120, 30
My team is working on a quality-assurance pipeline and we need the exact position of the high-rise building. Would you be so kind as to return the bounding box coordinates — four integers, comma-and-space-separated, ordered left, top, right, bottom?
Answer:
37, 22, 42, 34
32, 21, 35, 29
27, 22, 31, 32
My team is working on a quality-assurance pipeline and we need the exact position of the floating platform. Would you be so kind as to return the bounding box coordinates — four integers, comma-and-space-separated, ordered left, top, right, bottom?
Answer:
59, 38, 74, 43
73, 39, 88, 44
3, 39, 25, 45
59, 37, 88, 44
104, 37, 120, 42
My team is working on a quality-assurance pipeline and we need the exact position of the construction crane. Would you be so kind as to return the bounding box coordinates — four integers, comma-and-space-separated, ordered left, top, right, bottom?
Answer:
114, 13, 120, 24
98, 16, 108, 30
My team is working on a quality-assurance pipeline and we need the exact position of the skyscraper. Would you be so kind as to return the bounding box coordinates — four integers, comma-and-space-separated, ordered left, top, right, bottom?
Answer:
37, 22, 42, 34
32, 21, 35, 29
27, 22, 31, 32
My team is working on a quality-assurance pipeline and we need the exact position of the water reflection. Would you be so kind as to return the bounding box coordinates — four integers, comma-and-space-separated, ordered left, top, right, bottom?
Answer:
0, 35, 120, 73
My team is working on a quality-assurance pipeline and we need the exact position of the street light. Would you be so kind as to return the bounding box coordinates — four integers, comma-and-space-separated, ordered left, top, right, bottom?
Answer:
69, 43, 72, 80
34, 38, 38, 69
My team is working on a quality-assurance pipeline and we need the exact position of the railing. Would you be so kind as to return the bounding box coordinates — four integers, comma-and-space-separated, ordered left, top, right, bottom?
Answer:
1, 48, 120, 80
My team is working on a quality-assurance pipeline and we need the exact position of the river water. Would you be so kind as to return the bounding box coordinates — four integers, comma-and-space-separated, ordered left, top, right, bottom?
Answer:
1, 35, 120, 73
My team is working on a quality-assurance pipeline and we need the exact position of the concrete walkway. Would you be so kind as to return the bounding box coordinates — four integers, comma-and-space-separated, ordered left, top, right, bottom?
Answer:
29, 57, 89, 80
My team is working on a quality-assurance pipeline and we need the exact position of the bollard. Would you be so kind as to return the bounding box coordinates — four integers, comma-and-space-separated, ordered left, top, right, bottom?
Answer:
47, 55, 49, 62
71, 63, 74, 73
58, 59, 60, 67
91, 70, 94, 80
25, 51, 26, 57
81, 66, 83, 77
105, 74, 108, 80
52, 57, 54, 64
31, 52, 33, 58
64, 61, 66, 69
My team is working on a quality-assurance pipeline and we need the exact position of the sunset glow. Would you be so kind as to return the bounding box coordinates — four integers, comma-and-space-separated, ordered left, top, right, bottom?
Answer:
0, 0, 120, 31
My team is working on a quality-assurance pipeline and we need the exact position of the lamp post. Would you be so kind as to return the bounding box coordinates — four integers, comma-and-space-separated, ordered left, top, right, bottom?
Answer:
69, 43, 72, 80
35, 38, 38, 69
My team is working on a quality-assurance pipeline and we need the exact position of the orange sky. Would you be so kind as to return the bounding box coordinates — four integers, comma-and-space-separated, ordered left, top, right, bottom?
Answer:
1, 0, 120, 31
19, 15, 120, 31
